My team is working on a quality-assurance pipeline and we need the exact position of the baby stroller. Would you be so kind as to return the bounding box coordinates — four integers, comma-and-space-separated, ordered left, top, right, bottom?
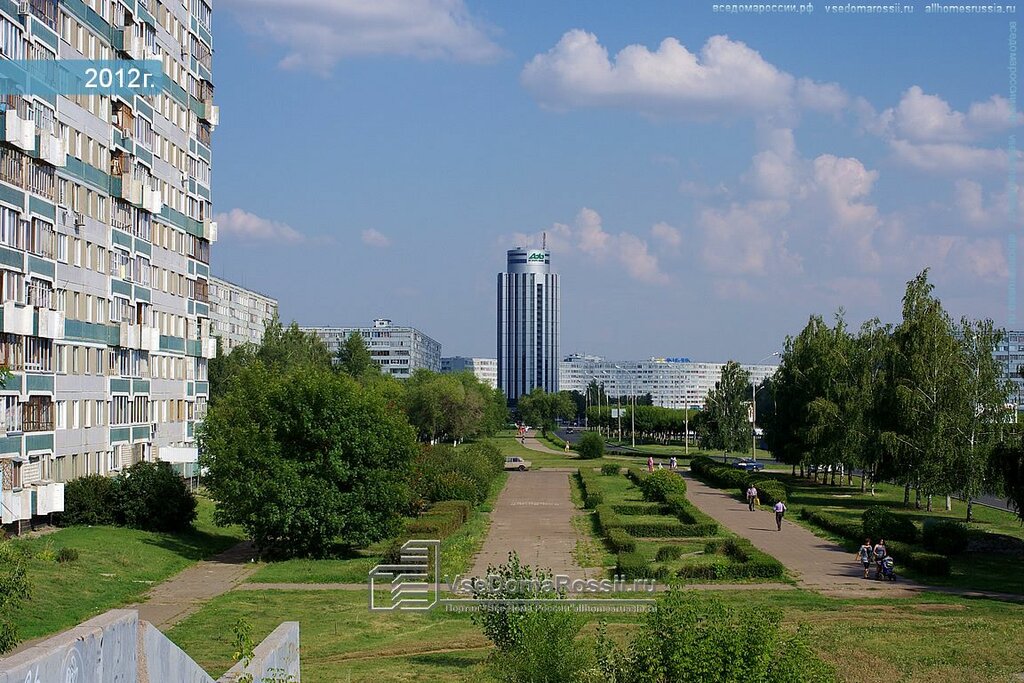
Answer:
880, 555, 896, 581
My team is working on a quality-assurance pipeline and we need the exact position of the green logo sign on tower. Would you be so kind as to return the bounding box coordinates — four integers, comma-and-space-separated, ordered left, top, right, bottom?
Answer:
527, 251, 546, 262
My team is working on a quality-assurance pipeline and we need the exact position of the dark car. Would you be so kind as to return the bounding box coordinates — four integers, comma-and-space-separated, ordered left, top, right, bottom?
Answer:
732, 459, 765, 472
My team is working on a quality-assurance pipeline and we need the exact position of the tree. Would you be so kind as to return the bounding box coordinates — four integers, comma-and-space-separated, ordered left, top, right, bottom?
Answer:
952, 319, 1012, 521
882, 270, 964, 508
336, 331, 377, 378
699, 361, 751, 454
114, 461, 197, 532
199, 365, 417, 557
990, 438, 1024, 522
405, 370, 506, 443
517, 388, 575, 435
577, 431, 605, 459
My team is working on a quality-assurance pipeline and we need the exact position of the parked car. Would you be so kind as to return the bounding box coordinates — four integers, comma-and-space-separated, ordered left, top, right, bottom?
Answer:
732, 459, 764, 472
504, 456, 531, 471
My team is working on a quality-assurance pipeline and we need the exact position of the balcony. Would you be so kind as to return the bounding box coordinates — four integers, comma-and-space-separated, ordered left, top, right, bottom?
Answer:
120, 322, 140, 349
120, 173, 143, 204
36, 133, 66, 168
3, 109, 35, 153
2, 302, 34, 336
141, 325, 160, 352
0, 146, 25, 187
202, 219, 218, 243
0, 481, 64, 524
22, 398, 54, 433
202, 338, 216, 359
142, 186, 162, 214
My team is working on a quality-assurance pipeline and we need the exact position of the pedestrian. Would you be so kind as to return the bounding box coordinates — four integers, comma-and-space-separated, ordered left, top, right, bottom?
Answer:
670, 456, 677, 470
647, 456, 654, 473
746, 485, 758, 512
564, 441, 570, 453
872, 538, 887, 579
773, 500, 787, 530
657, 462, 664, 470
856, 538, 873, 579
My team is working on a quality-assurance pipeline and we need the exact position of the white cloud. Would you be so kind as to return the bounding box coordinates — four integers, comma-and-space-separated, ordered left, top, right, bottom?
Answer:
214, 208, 306, 243
520, 30, 844, 120
510, 208, 671, 285
699, 200, 801, 277
881, 86, 1021, 143
651, 222, 682, 249
361, 229, 392, 248
222, 0, 503, 72
888, 139, 1009, 173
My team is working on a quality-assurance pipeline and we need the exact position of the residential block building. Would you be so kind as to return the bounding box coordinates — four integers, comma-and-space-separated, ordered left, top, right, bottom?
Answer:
559, 354, 778, 411
441, 356, 497, 389
497, 247, 560, 403
303, 319, 441, 379
995, 330, 1024, 407
208, 276, 277, 353
0, 0, 218, 532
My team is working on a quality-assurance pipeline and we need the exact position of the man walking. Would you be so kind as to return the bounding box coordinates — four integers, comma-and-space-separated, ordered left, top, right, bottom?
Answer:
746, 485, 758, 511
773, 500, 787, 531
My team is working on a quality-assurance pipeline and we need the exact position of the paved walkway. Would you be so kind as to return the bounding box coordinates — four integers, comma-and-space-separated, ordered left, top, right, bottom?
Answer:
520, 435, 567, 455
128, 541, 258, 628
681, 473, 911, 595
468, 470, 589, 579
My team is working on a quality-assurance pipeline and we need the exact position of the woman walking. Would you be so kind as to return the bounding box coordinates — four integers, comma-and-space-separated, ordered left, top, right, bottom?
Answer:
856, 538, 873, 579
873, 539, 887, 579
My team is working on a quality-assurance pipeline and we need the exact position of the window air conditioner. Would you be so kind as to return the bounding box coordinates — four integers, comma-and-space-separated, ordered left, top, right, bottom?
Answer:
73, 211, 85, 229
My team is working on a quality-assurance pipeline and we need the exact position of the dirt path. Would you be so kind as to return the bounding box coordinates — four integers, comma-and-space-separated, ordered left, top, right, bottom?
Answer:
467, 470, 589, 579
129, 541, 258, 628
681, 473, 912, 594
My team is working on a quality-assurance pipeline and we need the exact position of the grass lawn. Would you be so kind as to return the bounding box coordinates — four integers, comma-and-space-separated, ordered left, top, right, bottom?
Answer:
489, 432, 628, 469
749, 471, 1024, 594
169, 586, 1024, 682
246, 473, 509, 585
5, 496, 246, 642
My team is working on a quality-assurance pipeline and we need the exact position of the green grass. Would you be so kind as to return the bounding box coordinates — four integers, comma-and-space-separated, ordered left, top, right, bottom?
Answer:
169, 586, 1024, 682
5, 496, 246, 642
761, 472, 1024, 594
489, 432, 624, 469
247, 473, 509, 585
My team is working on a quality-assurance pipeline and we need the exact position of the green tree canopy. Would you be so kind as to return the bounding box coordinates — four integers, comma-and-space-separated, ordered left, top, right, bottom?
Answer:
697, 361, 751, 453
517, 388, 576, 434
336, 331, 377, 378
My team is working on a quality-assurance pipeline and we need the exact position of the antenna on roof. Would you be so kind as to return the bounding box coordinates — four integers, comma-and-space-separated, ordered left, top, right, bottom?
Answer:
543, 231, 547, 250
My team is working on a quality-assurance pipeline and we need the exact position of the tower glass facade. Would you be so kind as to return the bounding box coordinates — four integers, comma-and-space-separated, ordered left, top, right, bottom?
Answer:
497, 247, 559, 403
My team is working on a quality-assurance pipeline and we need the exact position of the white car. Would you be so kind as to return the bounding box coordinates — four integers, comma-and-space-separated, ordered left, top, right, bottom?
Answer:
504, 456, 531, 471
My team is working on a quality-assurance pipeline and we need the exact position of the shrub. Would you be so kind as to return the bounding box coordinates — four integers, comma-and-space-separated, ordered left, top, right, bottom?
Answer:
690, 456, 789, 505
60, 475, 117, 527
55, 547, 79, 563
611, 502, 666, 515
638, 469, 687, 502
862, 505, 918, 543
577, 469, 605, 508
114, 461, 197, 533
664, 494, 720, 536
413, 443, 504, 505
471, 552, 562, 652
616, 551, 655, 579
799, 508, 862, 541
753, 480, 788, 506
620, 520, 693, 538
595, 504, 623, 533
405, 500, 471, 539
577, 431, 605, 459
700, 538, 786, 579
655, 545, 684, 562
0, 621, 17, 656
607, 529, 637, 553
489, 610, 591, 683
886, 540, 951, 576
600, 463, 621, 476
922, 518, 970, 555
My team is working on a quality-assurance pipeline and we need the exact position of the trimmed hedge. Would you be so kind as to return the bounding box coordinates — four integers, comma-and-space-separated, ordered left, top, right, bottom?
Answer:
600, 463, 621, 476
664, 494, 720, 536
612, 503, 667, 515
674, 538, 785, 580
577, 469, 604, 508
862, 506, 918, 543
595, 504, 623, 533
799, 508, 863, 541
886, 540, 951, 576
690, 456, 788, 505
655, 545, 684, 561
636, 469, 687, 502
616, 551, 658, 579
384, 500, 472, 563
608, 528, 637, 553
922, 518, 970, 555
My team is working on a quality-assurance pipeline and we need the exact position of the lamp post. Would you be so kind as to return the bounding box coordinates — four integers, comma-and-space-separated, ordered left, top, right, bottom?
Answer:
751, 352, 781, 461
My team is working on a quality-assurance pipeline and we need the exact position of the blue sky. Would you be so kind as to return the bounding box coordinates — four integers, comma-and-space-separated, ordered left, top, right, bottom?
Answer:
209, 1, 1020, 363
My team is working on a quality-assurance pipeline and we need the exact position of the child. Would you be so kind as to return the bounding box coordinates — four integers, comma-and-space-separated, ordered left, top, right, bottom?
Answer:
856, 538, 873, 579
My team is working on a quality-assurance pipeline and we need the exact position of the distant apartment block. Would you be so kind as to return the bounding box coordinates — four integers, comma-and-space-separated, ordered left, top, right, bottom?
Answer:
559, 354, 778, 410
442, 356, 498, 389
995, 330, 1024, 407
0, 0, 218, 532
303, 319, 441, 379
208, 276, 277, 353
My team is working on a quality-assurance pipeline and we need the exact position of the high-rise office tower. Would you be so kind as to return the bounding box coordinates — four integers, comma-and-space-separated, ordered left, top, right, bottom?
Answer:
497, 247, 559, 403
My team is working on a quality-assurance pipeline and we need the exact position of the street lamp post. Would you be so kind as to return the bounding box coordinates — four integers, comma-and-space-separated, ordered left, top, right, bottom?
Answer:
751, 352, 781, 461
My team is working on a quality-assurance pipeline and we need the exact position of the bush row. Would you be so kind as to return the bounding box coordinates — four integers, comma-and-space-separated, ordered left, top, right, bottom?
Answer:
885, 540, 951, 576
577, 468, 604, 508
411, 442, 504, 506
689, 456, 789, 505
673, 538, 786, 580
60, 462, 196, 532
862, 505, 918, 543
799, 508, 863, 541
611, 502, 667, 515
615, 551, 671, 580
663, 493, 720, 536
597, 503, 715, 538
608, 528, 637, 553
922, 518, 970, 555
384, 500, 472, 563
628, 468, 687, 502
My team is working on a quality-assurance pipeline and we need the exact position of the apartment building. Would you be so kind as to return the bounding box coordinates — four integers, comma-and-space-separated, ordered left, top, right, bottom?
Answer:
559, 354, 778, 410
441, 356, 497, 389
208, 276, 277, 353
0, 0, 217, 532
303, 318, 442, 379
995, 330, 1024, 408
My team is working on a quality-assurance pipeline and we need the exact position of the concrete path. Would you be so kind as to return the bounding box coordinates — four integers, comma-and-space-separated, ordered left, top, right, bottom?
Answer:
236, 581, 795, 593
521, 435, 567, 455
129, 541, 258, 629
681, 473, 908, 594
468, 470, 589, 579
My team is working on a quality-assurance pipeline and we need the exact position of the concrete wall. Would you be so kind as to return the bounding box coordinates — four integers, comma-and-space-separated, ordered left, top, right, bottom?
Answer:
217, 622, 300, 683
0, 610, 300, 683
